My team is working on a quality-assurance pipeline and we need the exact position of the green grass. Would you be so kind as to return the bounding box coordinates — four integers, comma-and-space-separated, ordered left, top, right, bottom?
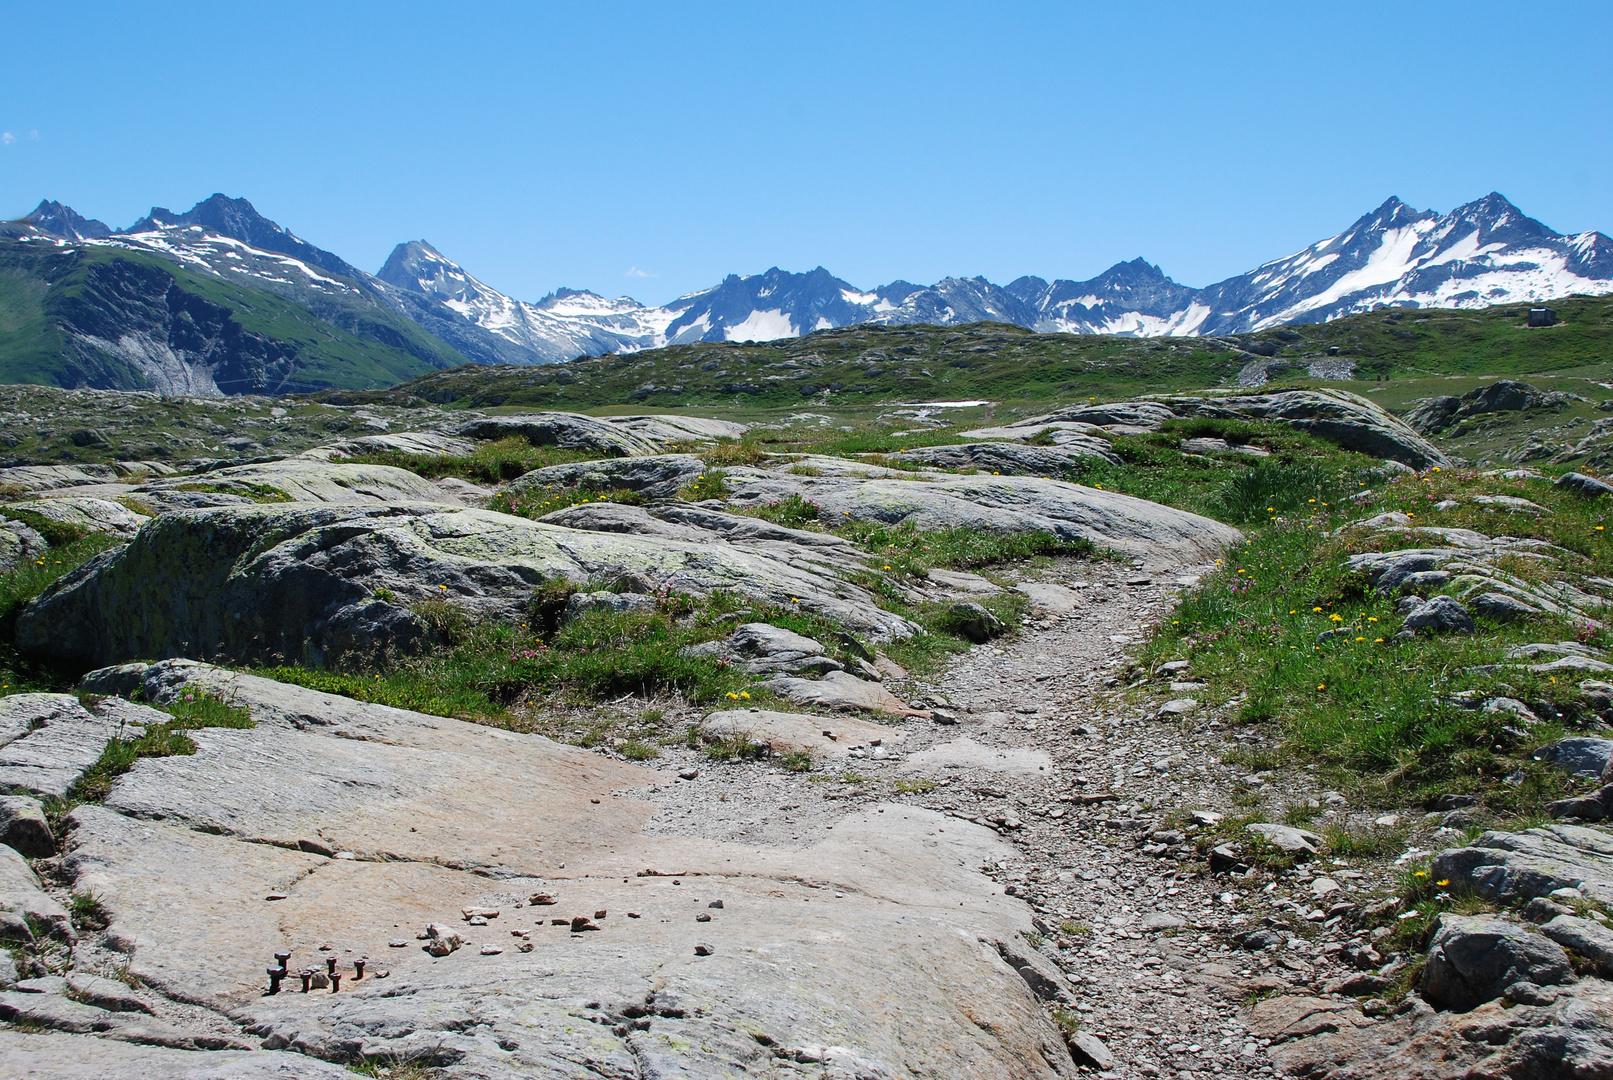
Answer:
1140, 464, 1613, 807
0, 235, 463, 393
336, 437, 601, 484
0, 533, 123, 694
68, 690, 254, 805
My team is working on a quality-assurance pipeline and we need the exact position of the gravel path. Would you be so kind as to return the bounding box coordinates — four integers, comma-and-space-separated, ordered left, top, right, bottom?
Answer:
630, 557, 1424, 1078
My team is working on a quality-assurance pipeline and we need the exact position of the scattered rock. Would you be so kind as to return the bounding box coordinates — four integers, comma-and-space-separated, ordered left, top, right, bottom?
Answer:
1540, 914, 1613, 976
886, 440, 1121, 472
0, 795, 55, 857
1067, 1031, 1116, 1070
1246, 822, 1322, 855
699, 710, 901, 759
1400, 595, 1475, 635
1533, 737, 1613, 779
1557, 472, 1613, 498
945, 602, 1003, 644
764, 670, 919, 715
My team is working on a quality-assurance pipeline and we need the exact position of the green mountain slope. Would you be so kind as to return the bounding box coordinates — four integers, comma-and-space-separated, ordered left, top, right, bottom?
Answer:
0, 235, 465, 394
320, 295, 1613, 411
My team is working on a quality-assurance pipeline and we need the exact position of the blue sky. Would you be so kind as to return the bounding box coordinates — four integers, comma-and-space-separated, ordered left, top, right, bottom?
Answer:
1, 1, 1608, 306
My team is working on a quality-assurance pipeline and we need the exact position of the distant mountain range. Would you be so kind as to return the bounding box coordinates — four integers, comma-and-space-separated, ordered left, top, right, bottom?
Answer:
3, 190, 1611, 394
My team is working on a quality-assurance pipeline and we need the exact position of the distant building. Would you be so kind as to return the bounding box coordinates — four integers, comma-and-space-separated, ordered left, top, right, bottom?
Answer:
1528, 306, 1558, 327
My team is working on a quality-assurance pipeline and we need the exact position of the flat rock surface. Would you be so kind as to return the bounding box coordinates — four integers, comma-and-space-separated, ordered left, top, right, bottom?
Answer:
901, 738, 1056, 777
764, 670, 917, 714
0, 1029, 353, 1078
700, 709, 903, 758
0, 843, 68, 924
0, 693, 143, 799
54, 662, 1075, 1078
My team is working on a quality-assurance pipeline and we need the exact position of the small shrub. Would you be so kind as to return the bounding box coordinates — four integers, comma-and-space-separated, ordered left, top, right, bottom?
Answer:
779, 751, 814, 772
70, 890, 109, 931
751, 495, 820, 528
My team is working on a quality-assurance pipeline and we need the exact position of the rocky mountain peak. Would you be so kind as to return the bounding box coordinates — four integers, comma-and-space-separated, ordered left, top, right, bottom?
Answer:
21, 200, 112, 241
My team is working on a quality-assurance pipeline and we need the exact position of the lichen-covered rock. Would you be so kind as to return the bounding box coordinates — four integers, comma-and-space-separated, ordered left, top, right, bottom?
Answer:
1159, 389, 1449, 469
1433, 824, 1613, 905
714, 456, 1241, 567
507, 454, 706, 501
1401, 595, 1475, 635
300, 431, 478, 461
4, 497, 148, 539
0, 519, 48, 573
138, 460, 445, 505
454, 411, 744, 458
0, 796, 55, 857
886, 440, 1120, 473
16, 503, 917, 671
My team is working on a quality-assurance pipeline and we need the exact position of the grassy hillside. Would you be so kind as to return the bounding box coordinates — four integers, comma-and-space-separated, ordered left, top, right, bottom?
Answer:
0, 236, 465, 392
314, 294, 1613, 411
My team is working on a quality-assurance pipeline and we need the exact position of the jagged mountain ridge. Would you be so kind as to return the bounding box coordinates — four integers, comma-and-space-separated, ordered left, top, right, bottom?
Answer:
12, 191, 1613, 377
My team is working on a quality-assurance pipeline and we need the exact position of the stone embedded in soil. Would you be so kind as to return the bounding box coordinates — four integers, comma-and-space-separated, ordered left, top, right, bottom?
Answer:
699, 710, 902, 759
1246, 822, 1322, 855
1422, 914, 1573, 1010
0, 795, 55, 857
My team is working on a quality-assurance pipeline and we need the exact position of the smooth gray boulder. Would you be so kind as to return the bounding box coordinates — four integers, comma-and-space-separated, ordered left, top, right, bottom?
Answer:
1405, 381, 1562, 434
885, 440, 1121, 473
715, 456, 1242, 568
685, 622, 845, 677
16, 503, 918, 671
1472, 591, 1539, 620
49, 662, 1077, 1079
1246, 822, 1322, 855
764, 670, 918, 714
1422, 914, 1572, 1010
562, 590, 659, 622
0, 465, 120, 493
1533, 738, 1613, 779
948, 601, 1005, 643
1546, 785, 1613, 822
1558, 472, 1613, 498
700, 710, 901, 759
0, 795, 55, 857
1433, 824, 1613, 905
508, 453, 706, 502
1400, 595, 1475, 635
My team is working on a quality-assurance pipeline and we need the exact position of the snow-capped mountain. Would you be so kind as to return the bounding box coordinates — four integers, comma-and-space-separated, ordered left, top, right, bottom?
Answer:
12, 190, 1612, 372
376, 240, 673, 363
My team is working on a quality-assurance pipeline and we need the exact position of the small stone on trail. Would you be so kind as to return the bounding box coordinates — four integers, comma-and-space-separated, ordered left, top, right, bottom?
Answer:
1246, 822, 1322, 854
265, 892, 288, 901
594, 909, 608, 919
388, 940, 408, 948
709, 900, 724, 909
679, 768, 699, 780
627, 912, 641, 919
694, 943, 714, 956
570, 917, 600, 933
480, 944, 503, 955
696, 913, 712, 922
529, 892, 556, 905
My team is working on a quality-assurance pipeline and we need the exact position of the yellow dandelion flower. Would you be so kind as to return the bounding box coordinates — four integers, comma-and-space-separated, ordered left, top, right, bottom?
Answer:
1437, 879, 1449, 887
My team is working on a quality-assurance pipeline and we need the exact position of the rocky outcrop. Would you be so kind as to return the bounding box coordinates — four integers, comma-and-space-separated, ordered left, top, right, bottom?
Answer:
15, 503, 916, 672
139, 459, 446, 505
36, 661, 1078, 1078
712, 456, 1242, 568
1421, 914, 1572, 1010
3, 497, 148, 539
1405, 380, 1578, 435
300, 431, 477, 461
0, 518, 48, 573
962, 390, 1447, 469
699, 709, 902, 759
1433, 824, 1613, 905
452, 412, 746, 457
886, 440, 1121, 473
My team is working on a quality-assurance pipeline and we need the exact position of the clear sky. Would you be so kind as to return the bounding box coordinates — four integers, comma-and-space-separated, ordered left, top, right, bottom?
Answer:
2, 1, 1608, 306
